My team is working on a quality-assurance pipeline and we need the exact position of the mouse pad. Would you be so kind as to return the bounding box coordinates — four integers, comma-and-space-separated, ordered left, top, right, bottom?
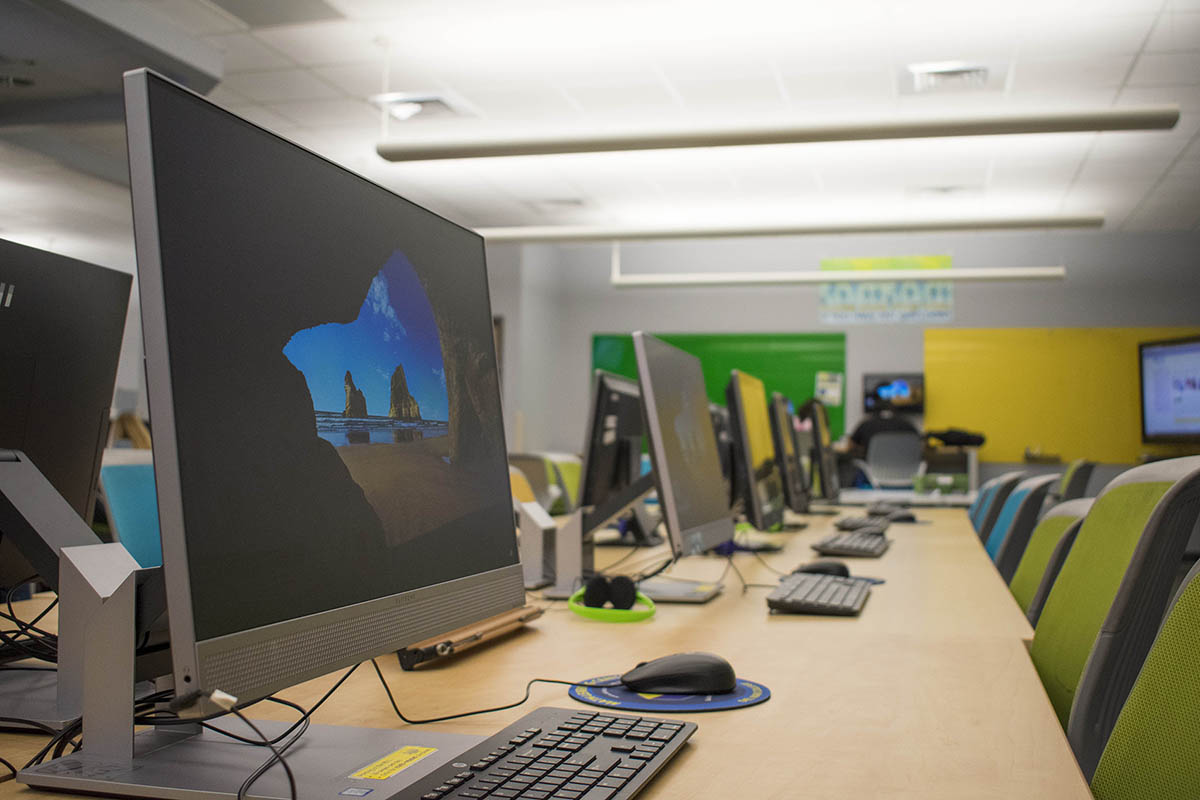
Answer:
568, 675, 770, 712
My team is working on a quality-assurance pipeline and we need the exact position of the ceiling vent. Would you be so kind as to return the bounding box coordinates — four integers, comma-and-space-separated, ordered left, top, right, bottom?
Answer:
901, 61, 1005, 94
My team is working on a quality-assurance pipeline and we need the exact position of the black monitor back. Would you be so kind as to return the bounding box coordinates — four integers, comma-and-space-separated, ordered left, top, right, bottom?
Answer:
801, 398, 840, 501
579, 370, 655, 525
708, 403, 736, 509
0, 238, 130, 585
725, 370, 784, 531
769, 393, 810, 513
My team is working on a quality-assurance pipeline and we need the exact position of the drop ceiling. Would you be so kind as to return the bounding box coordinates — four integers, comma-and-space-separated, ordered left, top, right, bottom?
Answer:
2, 0, 1199, 265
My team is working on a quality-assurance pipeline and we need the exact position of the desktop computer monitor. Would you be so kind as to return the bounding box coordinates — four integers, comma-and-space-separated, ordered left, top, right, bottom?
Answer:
863, 373, 924, 414
725, 370, 785, 531
0, 237, 130, 590
708, 403, 736, 507
1139, 335, 1200, 444
769, 393, 810, 513
633, 332, 735, 558
579, 370, 660, 545
125, 69, 524, 714
801, 398, 840, 501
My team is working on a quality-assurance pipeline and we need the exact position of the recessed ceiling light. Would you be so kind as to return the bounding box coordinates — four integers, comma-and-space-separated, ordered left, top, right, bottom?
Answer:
368, 92, 468, 122
905, 61, 996, 94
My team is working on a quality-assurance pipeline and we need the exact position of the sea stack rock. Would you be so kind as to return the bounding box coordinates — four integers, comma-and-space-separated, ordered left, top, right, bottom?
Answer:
344, 370, 368, 418
388, 364, 421, 421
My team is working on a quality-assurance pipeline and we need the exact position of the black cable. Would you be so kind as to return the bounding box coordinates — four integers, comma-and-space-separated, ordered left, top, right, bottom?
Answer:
726, 557, 749, 593
0, 716, 59, 736
371, 659, 619, 724
0, 754, 16, 783
229, 708, 298, 800
0, 665, 55, 672
749, 550, 787, 577
597, 546, 640, 576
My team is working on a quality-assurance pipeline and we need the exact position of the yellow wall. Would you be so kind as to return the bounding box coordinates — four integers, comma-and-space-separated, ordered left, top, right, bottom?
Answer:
924, 327, 1200, 464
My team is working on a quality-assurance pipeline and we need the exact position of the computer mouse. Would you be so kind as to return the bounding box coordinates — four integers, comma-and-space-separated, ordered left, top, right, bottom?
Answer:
792, 560, 850, 577
887, 510, 917, 523
620, 652, 737, 694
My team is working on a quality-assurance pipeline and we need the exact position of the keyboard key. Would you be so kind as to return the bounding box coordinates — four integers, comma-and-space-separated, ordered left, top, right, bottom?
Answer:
564, 754, 595, 768
576, 788, 617, 800
597, 777, 625, 789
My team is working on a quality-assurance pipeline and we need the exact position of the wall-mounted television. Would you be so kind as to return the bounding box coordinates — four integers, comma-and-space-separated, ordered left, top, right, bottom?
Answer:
863, 373, 924, 414
1140, 335, 1200, 444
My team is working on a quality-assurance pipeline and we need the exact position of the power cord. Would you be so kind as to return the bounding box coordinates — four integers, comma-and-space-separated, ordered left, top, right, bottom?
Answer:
371, 659, 619, 724
0, 755, 16, 784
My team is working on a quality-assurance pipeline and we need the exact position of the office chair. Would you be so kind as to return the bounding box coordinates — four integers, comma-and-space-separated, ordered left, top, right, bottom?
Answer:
1090, 558, 1200, 800
976, 471, 1027, 542
987, 474, 1061, 571
1027, 456, 1200, 780
508, 453, 558, 512
853, 430, 926, 489
1009, 498, 1093, 626
508, 465, 537, 505
968, 475, 1003, 530
1056, 458, 1096, 502
543, 453, 583, 513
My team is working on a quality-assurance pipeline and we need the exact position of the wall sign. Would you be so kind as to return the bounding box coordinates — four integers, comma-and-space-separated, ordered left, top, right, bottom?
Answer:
819, 255, 953, 325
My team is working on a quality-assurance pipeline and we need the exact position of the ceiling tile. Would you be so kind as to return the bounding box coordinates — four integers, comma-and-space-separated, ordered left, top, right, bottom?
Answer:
206, 82, 253, 106
133, 0, 245, 35
459, 88, 579, 121
780, 69, 896, 108
270, 98, 379, 127
1127, 52, 1200, 86
225, 104, 301, 133
254, 20, 383, 66
1010, 55, 1134, 91
1116, 84, 1200, 111
1019, 14, 1156, 57
1146, 11, 1200, 52
564, 82, 680, 117
670, 77, 787, 114
219, 68, 342, 102
206, 32, 294, 72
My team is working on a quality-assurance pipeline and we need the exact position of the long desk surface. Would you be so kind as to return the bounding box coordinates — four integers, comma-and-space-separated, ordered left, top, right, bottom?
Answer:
0, 507, 1091, 798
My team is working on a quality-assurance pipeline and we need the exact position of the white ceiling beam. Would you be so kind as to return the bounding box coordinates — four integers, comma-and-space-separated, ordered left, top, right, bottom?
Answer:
379, 106, 1178, 162
477, 214, 1105, 243
611, 266, 1067, 288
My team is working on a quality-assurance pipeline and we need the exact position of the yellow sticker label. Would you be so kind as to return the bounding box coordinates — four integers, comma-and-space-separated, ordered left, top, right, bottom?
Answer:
350, 746, 437, 780
636, 693, 662, 700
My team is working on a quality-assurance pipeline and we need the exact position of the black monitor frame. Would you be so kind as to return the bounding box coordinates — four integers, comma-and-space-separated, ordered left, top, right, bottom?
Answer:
1139, 335, 1200, 444
801, 398, 840, 502
578, 370, 659, 545
708, 403, 737, 509
725, 370, 785, 531
769, 393, 811, 514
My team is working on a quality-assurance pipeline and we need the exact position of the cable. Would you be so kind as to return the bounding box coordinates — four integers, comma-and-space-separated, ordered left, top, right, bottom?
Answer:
371, 659, 619, 724
597, 545, 640, 575
749, 550, 787, 577
0, 754, 16, 783
228, 707, 297, 800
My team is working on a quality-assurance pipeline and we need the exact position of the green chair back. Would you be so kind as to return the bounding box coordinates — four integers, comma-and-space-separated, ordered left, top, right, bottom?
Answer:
1058, 458, 1096, 501
1091, 559, 1200, 800
1008, 498, 1091, 618
1029, 456, 1200, 779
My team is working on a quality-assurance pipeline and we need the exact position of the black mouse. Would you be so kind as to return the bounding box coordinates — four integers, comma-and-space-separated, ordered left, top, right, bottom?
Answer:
887, 510, 917, 523
620, 652, 737, 694
793, 560, 850, 577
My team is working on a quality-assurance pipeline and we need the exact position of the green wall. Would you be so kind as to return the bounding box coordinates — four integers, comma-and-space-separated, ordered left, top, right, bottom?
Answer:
591, 332, 848, 438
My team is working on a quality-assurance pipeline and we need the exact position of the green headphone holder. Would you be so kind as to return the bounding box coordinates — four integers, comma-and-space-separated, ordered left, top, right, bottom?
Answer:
567, 587, 656, 622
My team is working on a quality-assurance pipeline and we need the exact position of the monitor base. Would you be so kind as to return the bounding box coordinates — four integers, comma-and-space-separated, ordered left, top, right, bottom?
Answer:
20, 720, 484, 799
0, 668, 73, 731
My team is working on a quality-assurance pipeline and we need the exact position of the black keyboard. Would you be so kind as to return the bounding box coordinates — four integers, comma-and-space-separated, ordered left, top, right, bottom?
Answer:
766, 572, 872, 616
812, 531, 890, 557
835, 515, 889, 532
399, 706, 696, 800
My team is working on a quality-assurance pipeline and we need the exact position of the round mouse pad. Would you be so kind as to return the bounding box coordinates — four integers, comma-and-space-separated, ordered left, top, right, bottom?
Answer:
568, 675, 770, 712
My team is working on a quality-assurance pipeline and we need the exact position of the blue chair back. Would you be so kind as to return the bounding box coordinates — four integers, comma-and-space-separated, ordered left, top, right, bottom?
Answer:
99, 463, 162, 568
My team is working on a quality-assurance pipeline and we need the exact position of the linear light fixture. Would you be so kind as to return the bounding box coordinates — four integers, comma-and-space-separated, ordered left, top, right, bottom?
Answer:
606, 244, 1065, 288
477, 213, 1104, 243
378, 105, 1178, 161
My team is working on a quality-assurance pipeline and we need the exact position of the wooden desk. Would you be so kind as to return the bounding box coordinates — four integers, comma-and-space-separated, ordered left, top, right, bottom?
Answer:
0, 508, 1090, 798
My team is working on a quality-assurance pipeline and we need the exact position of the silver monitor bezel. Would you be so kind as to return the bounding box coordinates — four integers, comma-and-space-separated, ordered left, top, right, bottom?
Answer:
125, 69, 524, 715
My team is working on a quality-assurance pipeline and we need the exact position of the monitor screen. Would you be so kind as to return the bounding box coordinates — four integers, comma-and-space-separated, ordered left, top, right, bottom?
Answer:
126, 70, 522, 705
726, 370, 784, 530
864, 373, 924, 414
633, 333, 734, 558
1140, 336, 1200, 443
801, 398, 840, 501
708, 403, 735, 506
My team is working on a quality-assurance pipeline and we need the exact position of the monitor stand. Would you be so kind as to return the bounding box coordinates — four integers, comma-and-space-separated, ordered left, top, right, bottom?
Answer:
593, 504, 664, 547
18, 543, 486, 800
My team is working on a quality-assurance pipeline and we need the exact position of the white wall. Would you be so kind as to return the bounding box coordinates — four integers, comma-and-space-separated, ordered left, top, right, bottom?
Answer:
494, 230, 1200, 454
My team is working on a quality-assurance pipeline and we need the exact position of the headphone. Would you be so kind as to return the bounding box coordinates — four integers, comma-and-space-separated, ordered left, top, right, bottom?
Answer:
568, 576, 655, 622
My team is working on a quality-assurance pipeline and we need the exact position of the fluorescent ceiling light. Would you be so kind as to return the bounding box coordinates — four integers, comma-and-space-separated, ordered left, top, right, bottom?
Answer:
378, 106, 1178, 162
610, 265, 1067, 288
477, 213, 1104, 243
